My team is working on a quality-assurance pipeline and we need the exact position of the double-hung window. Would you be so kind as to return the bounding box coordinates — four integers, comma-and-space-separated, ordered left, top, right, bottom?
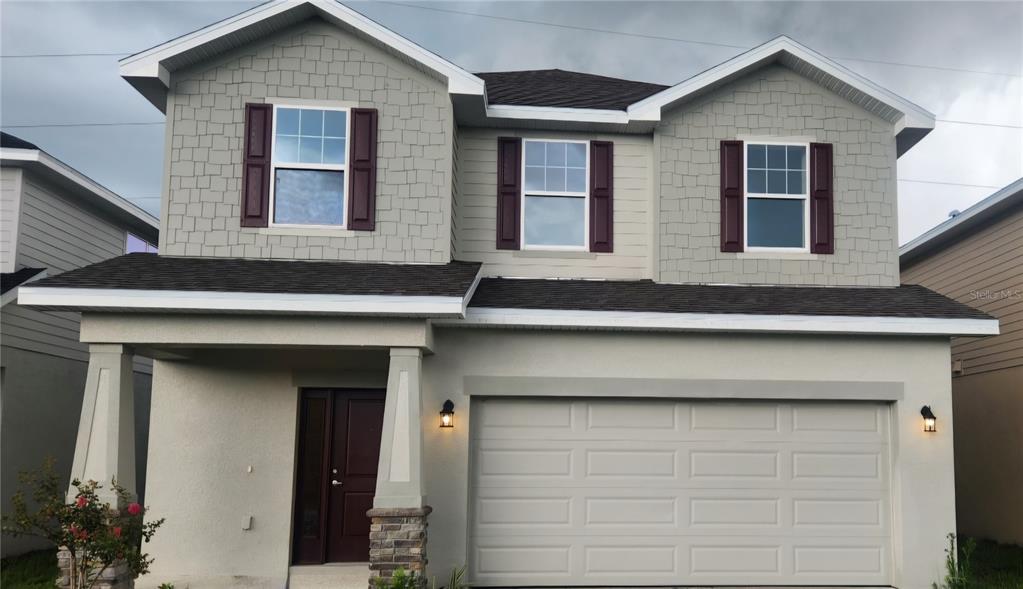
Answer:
270, 105, 349, 227
522, 139, 588, 249
125, 232, 157, 253
745, 142, 809, 250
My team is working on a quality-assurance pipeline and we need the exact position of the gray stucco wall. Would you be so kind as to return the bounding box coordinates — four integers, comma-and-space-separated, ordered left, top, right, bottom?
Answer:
656, 65, 899, 286
162, 19, 453, 263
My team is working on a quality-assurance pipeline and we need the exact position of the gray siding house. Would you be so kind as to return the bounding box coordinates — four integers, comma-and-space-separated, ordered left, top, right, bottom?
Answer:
0, 133, 159, 556
18, 2, 998, 588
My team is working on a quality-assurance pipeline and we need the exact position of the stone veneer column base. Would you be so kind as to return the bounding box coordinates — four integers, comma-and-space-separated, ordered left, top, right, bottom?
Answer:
367, 506, 432, 588
57, 548, 133, 589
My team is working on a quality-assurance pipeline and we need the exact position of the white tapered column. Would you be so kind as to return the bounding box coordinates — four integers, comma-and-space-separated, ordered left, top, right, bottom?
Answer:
68, 344, 136, 504
373, 347, 425, 508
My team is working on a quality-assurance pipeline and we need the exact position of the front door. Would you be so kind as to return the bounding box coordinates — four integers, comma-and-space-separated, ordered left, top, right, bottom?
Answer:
292, 389, 384, 564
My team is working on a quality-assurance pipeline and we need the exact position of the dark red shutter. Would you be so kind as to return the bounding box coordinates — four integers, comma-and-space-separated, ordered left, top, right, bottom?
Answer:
809, 142, 834, 254
241, 103, 272, 227
589, 141, 613, 253
720, 140, 744, 252
347, 108, 378, 231
496, 137, 521, 250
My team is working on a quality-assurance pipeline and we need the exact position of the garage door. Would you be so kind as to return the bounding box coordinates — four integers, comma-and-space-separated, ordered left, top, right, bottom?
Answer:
469, 398, 893, 586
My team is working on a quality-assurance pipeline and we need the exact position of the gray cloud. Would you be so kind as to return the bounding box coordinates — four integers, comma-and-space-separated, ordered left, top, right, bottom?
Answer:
2, 0, 1020, 243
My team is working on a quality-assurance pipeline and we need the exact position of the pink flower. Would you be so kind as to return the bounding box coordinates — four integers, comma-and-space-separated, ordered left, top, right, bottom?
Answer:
112, 526, 122, 538
76, 496, 88, 508
127, 503, 142, 516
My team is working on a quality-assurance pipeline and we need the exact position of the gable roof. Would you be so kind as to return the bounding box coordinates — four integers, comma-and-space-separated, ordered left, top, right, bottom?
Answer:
0, 135, 159, 240
121, 3, 934, 155
119, 0, 484, 111
477, 69, 668, 111
900, 177, 1023, 267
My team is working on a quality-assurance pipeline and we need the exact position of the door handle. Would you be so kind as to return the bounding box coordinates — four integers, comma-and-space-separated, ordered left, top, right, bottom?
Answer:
331, 479, 343, 487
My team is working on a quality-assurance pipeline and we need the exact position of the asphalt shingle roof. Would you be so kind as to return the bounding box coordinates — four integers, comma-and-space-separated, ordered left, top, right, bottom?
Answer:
1, 267, 46, 295
0, 132, 40, 150
30, 254, 482, 298
477, 69, 668, 111
468, 278, 992, 320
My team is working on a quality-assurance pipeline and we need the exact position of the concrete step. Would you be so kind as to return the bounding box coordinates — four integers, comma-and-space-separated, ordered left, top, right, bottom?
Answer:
288, 564, 369, 589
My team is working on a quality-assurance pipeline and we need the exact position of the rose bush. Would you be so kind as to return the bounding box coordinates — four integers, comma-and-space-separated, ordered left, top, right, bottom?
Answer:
2, 459, 165, 589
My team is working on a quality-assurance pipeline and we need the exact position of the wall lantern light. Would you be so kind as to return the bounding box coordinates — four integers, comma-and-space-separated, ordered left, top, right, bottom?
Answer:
440, 399, 455, 428
921, 405, 937, 433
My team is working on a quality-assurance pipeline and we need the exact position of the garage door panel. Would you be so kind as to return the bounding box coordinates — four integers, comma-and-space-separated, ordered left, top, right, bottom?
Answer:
470, 398, 893, 586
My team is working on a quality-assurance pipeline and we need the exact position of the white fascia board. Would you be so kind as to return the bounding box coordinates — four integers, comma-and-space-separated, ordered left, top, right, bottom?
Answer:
900, 177, 1023, 260
438, 307, 1000, 337
0, 149, 159, 231
119, 0, 484, 97
1, 270, 47, 308
627, 36, 935, 131
17, 287, 467, 317
485, 104, 630, 125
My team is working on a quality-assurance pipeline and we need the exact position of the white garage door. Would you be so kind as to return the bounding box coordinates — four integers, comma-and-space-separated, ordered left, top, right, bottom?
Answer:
469, 398, 893, 586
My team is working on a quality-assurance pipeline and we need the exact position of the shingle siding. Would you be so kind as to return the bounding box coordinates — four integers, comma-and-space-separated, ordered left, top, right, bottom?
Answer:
162, 20, 453, 263
656, 65, 899, 286
0, 167, 22, 273
453, 128, 653, 280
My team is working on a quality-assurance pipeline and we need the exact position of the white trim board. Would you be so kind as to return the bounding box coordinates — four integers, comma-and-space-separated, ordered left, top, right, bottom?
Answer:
119, 0, 484, 110
17, 286, 468, 317
436, 307, 999, 337
0, 148, 159, 233
1, 270, 47, 308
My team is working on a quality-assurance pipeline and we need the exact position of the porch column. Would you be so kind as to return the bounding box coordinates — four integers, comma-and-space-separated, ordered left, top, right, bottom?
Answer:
369, 347, 430, 586
68, 344, 136, 504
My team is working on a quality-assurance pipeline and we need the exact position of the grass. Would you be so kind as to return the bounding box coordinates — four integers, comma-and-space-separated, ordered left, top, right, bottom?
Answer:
967, 537, 1023, 589
0, 548, 57, 589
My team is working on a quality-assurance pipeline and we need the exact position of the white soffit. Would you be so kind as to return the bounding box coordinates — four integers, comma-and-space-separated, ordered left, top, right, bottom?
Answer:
0, 148, 159, 234
437, 307, 999, 337
119, 0, 485, 111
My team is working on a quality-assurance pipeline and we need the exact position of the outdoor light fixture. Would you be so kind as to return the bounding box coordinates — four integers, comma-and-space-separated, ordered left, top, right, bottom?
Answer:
440, 399, 455, 428
921, 406, 937, 433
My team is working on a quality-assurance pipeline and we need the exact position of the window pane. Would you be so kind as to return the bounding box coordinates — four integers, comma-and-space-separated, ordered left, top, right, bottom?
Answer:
299, 137, 323, 164
525, 142, 545, 166
566, 167, 586, 193
545, 167, 566, 192
547, 142, 566, 166
277, 108, 300, 135
274, 169, 345, 225
787, 145, 806, 170
787, 171, 804, 195
566, 143, 586, 167
299, 109, 323, 136
323, 138, 346, 165
525, 166, 545, 191
748, 169, 766, 193
275, 135, 299, 163
324, 111, 346, 138
767, 170, 786, 193
767, 145, 786, 168
747, 198, 804, 248
747, 144, 766, 169
524, 195, 585, 247
126, 233, 148, 253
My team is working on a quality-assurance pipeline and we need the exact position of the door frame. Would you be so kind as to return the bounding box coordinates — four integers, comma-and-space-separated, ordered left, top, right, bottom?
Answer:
291, 387, 385, 565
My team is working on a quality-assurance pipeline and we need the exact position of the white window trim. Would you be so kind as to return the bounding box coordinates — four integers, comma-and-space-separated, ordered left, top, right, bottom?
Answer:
268, 103, 352, 230
743, 140, 811, 253
520, 138, 590, 252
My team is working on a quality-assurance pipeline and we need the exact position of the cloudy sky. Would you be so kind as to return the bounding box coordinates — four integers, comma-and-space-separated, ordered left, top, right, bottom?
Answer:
1, 0, 1020, 244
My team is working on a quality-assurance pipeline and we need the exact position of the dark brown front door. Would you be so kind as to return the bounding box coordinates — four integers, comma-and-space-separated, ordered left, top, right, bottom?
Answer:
292, 389, 384, 564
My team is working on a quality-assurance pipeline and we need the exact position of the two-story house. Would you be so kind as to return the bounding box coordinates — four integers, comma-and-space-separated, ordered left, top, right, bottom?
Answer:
18, 2, 998, 588
0, 132, 158, 557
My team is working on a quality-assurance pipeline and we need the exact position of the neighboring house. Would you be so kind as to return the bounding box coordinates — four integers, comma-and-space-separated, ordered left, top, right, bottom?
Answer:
0, 132, 159, 556
901, 178, 1023, 545
17, 2, 998, 588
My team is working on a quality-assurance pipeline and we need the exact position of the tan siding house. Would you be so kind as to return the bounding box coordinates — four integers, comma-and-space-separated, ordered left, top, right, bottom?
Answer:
901, 177, 1023, 545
